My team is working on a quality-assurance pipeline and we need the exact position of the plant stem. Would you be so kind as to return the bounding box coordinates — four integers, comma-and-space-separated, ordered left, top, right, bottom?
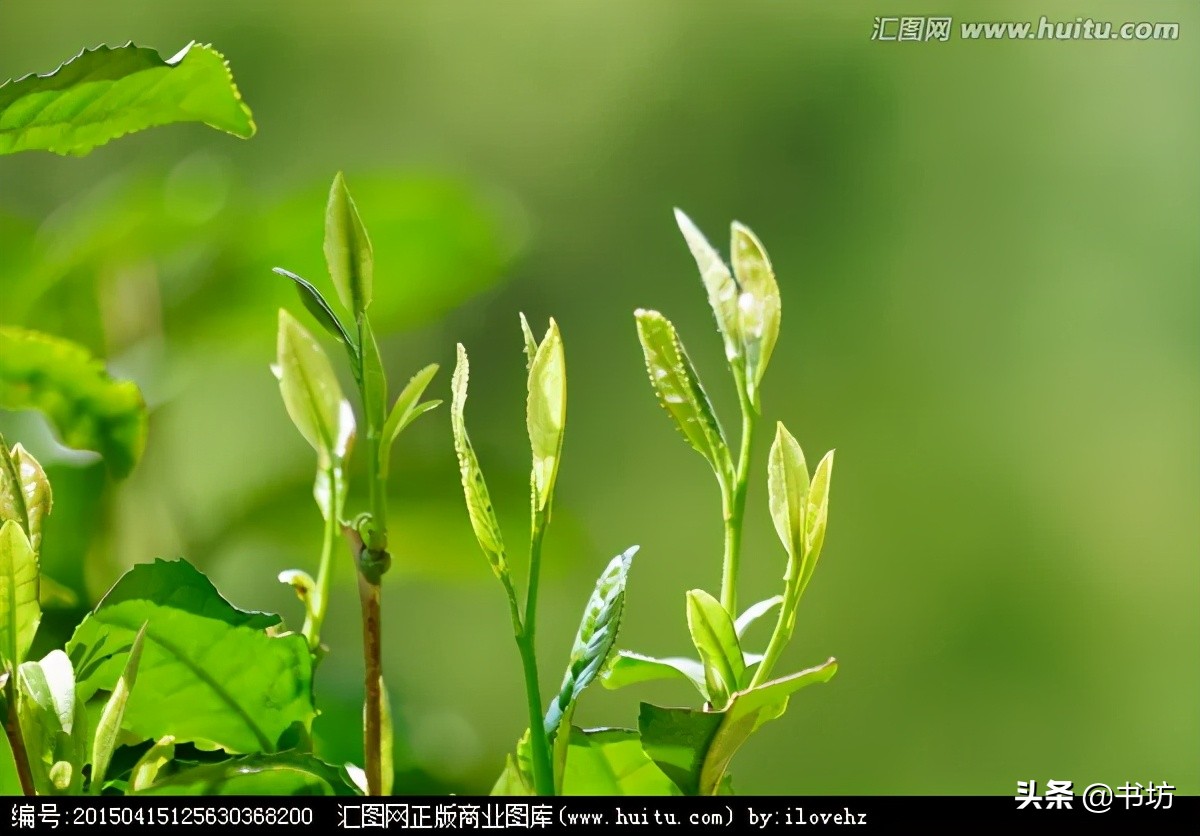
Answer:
749, 589, 796, 688
720, 392, 756, 616
516, 514, 554, 796
357, 575, 384, 795
4, 685, 34, 795
303, 465, 341, 652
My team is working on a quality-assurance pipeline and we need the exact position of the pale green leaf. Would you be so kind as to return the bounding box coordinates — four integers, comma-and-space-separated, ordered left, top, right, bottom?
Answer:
490, 732, 535, 796
0, 42, 255, 157
527, 319, 566, 514
0, 327, 147, 478
380, 363, 440, 474
561, 727, 682, 795
16, 649, 86, 794
800, 450, 835, 591
380, 677, 394, 797
518, 312, 538, 370
359, 316, 387, 430
273, 267, 357, 350
730, 222, 781, 408
276, 309, 346, 467
685, 589, 745, 706
768, 422, 809, 575
91, 622, 147, 790
0, 519, 40, 670
451, 345, 508, 580
278, 569, 316, 607
134, 753, 350, 795
634, 310, 732, 485
130, 736, 175, 792
600, 651, 708, 702
67, 559, 315, 754
674, 209, 741, 365
545, 546, 637, 740
734, 595, 784, 640
0, 441, 52, 554
324, 172, 373, 316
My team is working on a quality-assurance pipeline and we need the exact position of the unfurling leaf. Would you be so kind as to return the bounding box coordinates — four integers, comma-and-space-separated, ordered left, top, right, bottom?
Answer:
0, 42, 255, 157
767, 422, 809, 574
526, 319, 566, 514
130, 736, 175, 791
685, 589, 745, 707
674, 209, 741, 366
276, 309, 347, 467
518, 313, 538, 370
0, 440, 52, 554
324, 172, 373, 316
601, 651, 709, 702
0, 327, 146, 478
451, 345, 508, 580
544, 546, 637, 740
800, 450, 834, 592
16, 649, 86, 794
0, 519, 40, 670
91, 622, 147, 790
380, 364, 440, 475
274, 268, 357, 351
634, 310, 732, 485
730, 222, 780, 408
734, 595, 784, 640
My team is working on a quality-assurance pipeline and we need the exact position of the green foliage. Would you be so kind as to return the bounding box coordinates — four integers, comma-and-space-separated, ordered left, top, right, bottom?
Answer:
0, 328, 147, 478
0, 42, 254, 157
89, 623, 146, 791
685, 589, 746, 708
0, 442, 52, 554
560, 728, 680, 795
0, 520, 40, 672
324, 172, 374, 317
730, 223, 781, 409
275, 310, 351, 468
67, 559, 315, 754
16, 650, 86, 794
526, 320, 567, 514
134, 753, 351, 795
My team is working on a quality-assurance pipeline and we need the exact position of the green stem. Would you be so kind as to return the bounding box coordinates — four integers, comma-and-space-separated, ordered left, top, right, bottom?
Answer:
749, 588, 796, 688
4, 682, 35, 796
303, 465, 341, 652
720, 393, 756, 615
516, 513, 554, 796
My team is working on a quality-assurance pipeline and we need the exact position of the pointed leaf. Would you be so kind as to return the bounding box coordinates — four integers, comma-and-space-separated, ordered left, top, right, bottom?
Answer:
518, 313, 538, 370
768, 422, 809, 573
561, 727, 682, 795
380, 363, 440, 472
16, 649, 85, 794
451, 345, 508, 580
685, 589, 745, 706
545, 546, 637, 739
130, 736, 175, 792
0, 442, 52, 555
600, 651, 708, 701
276, 309, 347, 466
0, 42, 254, 157
730, 222, 781, 407
527, 319, 566, 514
91, 622, 147, 790
134, 753, 350, 795
634, 310, 732, 484
324, 172, 373, 316
735, 595, 784, 640
0, 519, 40, 670
800, 450, 835, 591
0, 327, 146, 478
67, 559, 315, 754
674, 209, 741, 365
273, 268, 357, 350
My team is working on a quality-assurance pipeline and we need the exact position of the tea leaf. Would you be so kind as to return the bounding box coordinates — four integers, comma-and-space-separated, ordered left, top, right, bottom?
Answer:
90, 622, 147, 790
134, 752, 350, 795
0, 42, 254, 157
490, 731, 535, 795
767, 423, 809, 573
359, 316, 388, 431
16, 649, 86, 794
451, 345, 508, 580
0, 519, 40, 670
730, 222, 780, 408
544, 546, 637, 740
276, 310, 346, 467
0, 327, 146, 478
324, 172, 373, 316
68, 559, 315, 754
273, 268, 357, 350
527, 319, 566, 514
685, 589, 745, 706
634, 310, 731, 485
601, 651, 708, 701
674, 209, 741, 366
518, 313, 538, 370
129, 736, 175, 792
561, 727, 682, 795
380, 363, 440, 473
800, 450, 835, 592
0, 442, 52, 555
734, 595, 784, 640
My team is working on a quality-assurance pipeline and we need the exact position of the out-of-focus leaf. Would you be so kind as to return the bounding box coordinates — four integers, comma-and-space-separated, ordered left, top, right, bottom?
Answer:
450, 345, 508, 580
544, 547, 637, 740
730, 222, 780, 408
685, 589, 745, 706
0, 42, 255, 156
634, 311, 731, 485
601, 651, 708, 701
274, 268, 357, 350
561, 727, 681, 795
324, 172, 374, 316
0, 327, 146, 478
639, 658, 838, 795
134, 753, 350, 795
380, 678, 394, 797
16, 649, 86, 794
67, 559, 315, 754
0, 441, 52, 554
674, 209, 741, 366
526, 319, 566, 514
90, 622, 147, 790
38, 576, 78, 609
275, 310, 346, 467
490, 731, 535, 795
130, 736, 175, 792
0, 519, 40, 670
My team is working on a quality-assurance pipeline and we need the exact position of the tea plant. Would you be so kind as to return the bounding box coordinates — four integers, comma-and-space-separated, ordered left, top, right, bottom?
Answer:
597, 211, 839, 795
271, 173, 441, 796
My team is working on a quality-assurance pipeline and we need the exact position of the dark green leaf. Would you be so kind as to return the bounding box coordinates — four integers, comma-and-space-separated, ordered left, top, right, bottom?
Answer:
273, 268, 357, 350
0, 519, 40, 670
134, 753, 349, 795
324, 172, 373, 316
561, 727, 682, 795
67, 559, 315, 754
634, 311, 732, 485
0, 327, 146, 478
0, 42, 255, 156
544, 547, 637, 740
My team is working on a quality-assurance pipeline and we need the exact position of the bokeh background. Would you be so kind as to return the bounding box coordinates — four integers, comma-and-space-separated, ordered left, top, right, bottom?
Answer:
1, 0, 1196, 795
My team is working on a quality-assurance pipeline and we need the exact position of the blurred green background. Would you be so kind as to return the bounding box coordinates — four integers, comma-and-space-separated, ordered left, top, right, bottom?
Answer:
1, 0, 1196, 795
